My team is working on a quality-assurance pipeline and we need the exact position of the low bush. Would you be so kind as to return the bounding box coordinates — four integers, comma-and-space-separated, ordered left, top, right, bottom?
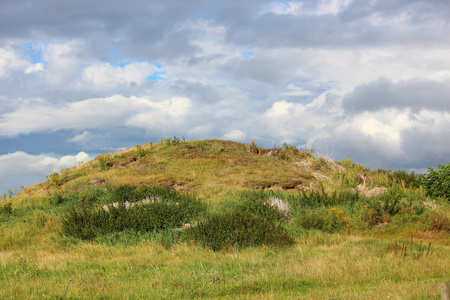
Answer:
61, 185, 206, 240
237, 191, 290, 221
418, 163, 450, 199
186, 210, 294, 251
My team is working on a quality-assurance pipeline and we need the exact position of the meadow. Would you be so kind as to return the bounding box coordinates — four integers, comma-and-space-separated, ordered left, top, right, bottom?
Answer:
1, 139, 449, 299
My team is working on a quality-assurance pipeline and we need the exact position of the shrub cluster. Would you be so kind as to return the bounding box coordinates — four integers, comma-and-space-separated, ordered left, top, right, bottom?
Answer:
185, 191, 295, 251
186, 210, 294, 251
61, 185, 206, 240
418, 163, 450, 199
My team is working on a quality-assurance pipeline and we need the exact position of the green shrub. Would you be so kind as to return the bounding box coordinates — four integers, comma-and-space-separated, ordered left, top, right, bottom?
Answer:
61, 185, 206, 240
186, 210, 294, 251
418, 163, 450, 199
379, 188, 403, 216
135, 144, 147, 157
237, 191, 289, 221
0, 203, 13, 215
97, 155, 109, 171
111, 184, 140, 203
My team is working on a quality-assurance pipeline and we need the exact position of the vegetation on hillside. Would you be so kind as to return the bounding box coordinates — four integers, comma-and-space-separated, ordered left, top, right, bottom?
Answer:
0, 139, 449, 299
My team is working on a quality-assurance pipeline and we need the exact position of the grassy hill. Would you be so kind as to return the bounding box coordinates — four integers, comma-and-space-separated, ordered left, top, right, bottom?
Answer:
1, 139, 449, 299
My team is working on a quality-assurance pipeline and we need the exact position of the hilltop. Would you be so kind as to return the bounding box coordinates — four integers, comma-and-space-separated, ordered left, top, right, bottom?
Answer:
0, 139, 449, 299
8, 139, 401, 199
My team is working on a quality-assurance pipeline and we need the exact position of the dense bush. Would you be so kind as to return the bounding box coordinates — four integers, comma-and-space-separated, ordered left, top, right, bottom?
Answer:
186, 210, 294, 251
61, 185, 206, 240
418, 163, 450, 199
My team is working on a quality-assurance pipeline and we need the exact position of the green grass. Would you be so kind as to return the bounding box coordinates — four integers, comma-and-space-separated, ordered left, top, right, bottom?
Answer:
0, 139, 449, 299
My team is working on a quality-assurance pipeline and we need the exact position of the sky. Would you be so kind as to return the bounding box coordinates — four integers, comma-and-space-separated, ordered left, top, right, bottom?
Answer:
1, 0, 450, 195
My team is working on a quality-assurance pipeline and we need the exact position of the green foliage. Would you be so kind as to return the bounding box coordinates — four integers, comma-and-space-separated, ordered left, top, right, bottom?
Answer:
61, 185, 206, 240
194, 140, 212, 151
111, 184, 140, 202
269, 143, 309, 161
171, 136, 181, 145
374, 169, 420, 188
135, 144, 147, 157
209, 143, 225, 154
97, 155, 109, 171
50, 192, 65, 205
297, 207, 350, 233
418, 163, 450, 199
186, 210, 294, 251
287, 190, 361, 210
379, 188, 403, 216
237, 191, 289, 221
0, 203, 13, 215
282, 143, 299, 153
51, 187, 107, 207
47, 172, 61, 187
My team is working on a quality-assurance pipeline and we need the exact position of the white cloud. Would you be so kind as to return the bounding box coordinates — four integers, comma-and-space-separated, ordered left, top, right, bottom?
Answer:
282, 83, 313, 96
42, 42, 83, 86
0, 95, 193, 137
222, 129, 246, 141
69, 130, 93, 144
0, 151, 92, 194
0, 47, 28, 77
81, 61, 159, 88
24, 63, 44, 74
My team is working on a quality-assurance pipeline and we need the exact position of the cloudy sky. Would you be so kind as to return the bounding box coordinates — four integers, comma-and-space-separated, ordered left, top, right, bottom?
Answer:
1, 0, 450, 195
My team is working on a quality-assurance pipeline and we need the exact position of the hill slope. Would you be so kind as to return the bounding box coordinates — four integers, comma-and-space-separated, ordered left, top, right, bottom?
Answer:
0, 139, 449, 299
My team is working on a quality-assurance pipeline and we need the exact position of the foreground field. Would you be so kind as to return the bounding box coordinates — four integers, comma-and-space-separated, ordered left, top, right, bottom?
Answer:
1, 140, 449, 299
1, 233, 448, 299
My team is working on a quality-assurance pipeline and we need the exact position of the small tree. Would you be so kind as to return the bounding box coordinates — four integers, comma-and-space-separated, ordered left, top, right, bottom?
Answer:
418, 163, 450, 199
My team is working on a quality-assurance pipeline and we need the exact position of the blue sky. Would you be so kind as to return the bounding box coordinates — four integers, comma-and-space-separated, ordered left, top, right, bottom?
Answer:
1, 0, 450, 195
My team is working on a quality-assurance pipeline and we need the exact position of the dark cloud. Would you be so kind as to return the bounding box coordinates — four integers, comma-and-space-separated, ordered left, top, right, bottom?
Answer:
342, 78, 450, 114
